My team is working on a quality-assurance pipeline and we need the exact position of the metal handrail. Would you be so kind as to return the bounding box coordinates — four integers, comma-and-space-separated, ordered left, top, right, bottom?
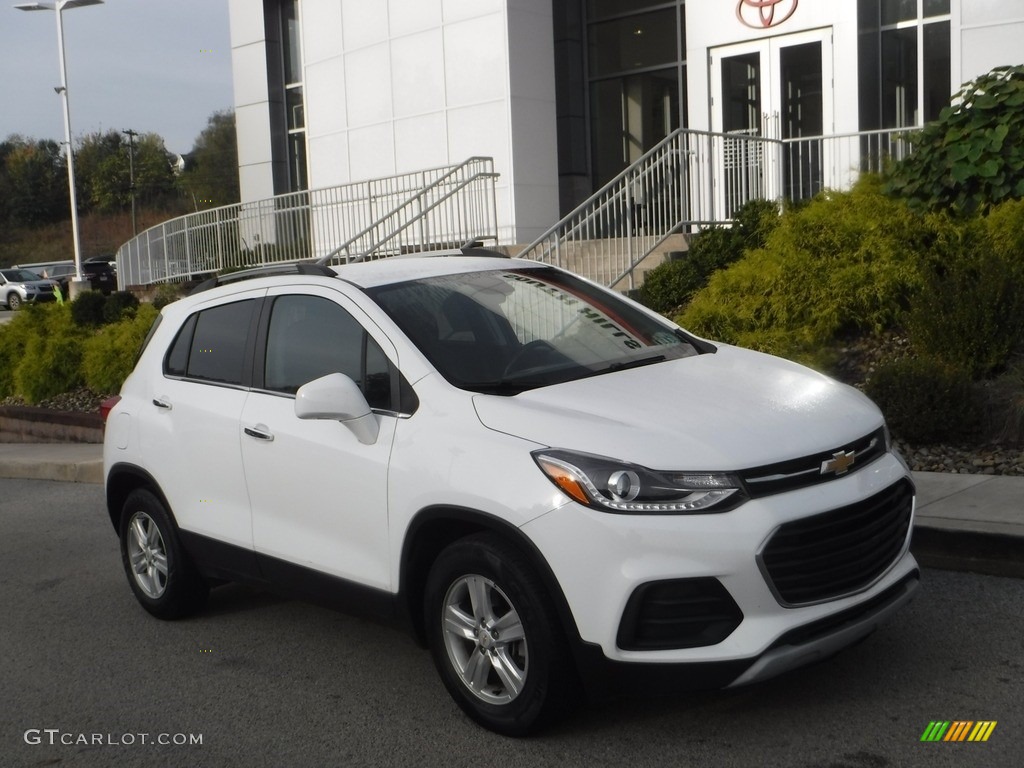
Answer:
317, 157, 498, 264
517, 126, 918, 289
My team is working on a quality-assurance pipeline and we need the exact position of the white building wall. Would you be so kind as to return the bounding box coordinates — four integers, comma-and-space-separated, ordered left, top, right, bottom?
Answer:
957, 1, 1024, 86
297, 0, 559, 244
230, 1, 277, 202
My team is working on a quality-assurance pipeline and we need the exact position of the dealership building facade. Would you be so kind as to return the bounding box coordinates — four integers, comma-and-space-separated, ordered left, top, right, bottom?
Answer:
228, 0, 1023, 243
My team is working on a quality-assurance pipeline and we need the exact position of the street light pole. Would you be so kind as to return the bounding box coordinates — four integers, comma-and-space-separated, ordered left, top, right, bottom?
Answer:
123, 128, 138, 236
15, 0, 104, 296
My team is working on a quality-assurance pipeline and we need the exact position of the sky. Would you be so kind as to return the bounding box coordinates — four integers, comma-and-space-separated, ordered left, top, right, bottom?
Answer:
0, 0, 233, 156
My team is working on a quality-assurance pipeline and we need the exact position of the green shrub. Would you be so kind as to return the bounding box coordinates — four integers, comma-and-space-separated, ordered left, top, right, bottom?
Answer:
70, 291, 107, 327
81, 303, 159, 394
102, 291, 140, 324
11, 305, 88, 403
906, 203, 1024, 377
152, 283, 185, 310
731, 197, 781, 250
0, 305, 51, 397
884, 65, 1024, 214
679, 181, 924, 358
982, 358, 1024, 445
638, 199, 780, 313
866, 357, 980, 444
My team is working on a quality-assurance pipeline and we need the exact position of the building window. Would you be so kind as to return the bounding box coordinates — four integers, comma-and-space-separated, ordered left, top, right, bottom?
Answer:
859, 0, 951, 130
281, 0, 307, 191
584, 0, 687, 188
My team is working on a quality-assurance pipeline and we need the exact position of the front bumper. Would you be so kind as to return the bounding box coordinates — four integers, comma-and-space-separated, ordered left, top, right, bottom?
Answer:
521, 452, 917, 682
571, 569, 919, 698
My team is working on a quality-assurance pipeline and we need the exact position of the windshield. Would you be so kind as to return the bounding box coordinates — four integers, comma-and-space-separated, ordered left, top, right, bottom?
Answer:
1, 269, 43, 282
369, 266, 704, 393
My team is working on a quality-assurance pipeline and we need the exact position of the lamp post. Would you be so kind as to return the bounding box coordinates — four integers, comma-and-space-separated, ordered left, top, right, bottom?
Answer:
15, 0, 104, 297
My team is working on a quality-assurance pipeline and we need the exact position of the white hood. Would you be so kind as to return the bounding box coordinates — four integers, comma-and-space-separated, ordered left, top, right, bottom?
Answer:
472, 345, 883, 470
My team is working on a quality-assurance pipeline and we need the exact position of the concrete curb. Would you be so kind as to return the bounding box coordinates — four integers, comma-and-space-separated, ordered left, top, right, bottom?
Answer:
0, 444, 103, 484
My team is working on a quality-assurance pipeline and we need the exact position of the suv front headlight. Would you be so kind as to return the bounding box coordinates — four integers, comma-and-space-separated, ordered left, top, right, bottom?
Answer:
532, 449, 746, 514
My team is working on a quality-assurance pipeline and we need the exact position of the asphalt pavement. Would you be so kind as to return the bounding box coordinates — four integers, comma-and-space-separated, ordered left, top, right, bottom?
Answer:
0, 441, 1021, 577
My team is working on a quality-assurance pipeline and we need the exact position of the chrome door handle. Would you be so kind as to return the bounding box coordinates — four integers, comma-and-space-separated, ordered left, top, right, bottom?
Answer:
243, 425, 274, 442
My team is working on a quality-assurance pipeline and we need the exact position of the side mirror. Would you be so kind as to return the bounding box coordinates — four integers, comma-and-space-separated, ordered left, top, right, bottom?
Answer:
294, 372, 379, 445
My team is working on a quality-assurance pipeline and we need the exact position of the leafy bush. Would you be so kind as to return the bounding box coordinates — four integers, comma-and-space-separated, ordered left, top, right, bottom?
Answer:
102, 290, 140, 324
638, 199, 779, 313
70, 290, 108, 327
152, 283, 185, 310
884, 65, 1024, 214
81, 303, 159, 394
11, 305, 88, 403
981, 358, 1024, 445
0, 305, 50, 397
866, 357, 980, 444
679, 180, 924, 358
905, 201, 1024, 377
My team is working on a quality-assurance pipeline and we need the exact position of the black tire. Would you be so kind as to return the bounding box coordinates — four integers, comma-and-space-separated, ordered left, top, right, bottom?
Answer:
424, 533, 576, 735
118, 489, 208, 619
7, 293, 21, 311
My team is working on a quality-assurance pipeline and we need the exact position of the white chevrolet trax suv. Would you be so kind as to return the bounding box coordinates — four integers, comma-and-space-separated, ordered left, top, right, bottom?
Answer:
103, 252, 919, 735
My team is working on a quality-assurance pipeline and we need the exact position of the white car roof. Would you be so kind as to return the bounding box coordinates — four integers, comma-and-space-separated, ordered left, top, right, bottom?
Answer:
331, 255, 541, 289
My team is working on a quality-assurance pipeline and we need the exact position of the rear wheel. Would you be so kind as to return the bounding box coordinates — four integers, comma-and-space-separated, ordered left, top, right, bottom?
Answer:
119, 489, 208, 619
425, 534, 576, 735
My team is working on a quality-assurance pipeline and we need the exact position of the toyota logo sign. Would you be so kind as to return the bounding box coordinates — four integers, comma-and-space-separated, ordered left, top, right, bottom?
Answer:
736, 0, 799, 29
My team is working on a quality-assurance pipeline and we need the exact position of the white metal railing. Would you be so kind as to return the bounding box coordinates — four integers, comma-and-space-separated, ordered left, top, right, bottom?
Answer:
517, 126, 917, 290
116, 158, 498, 286
319, 158, 499, 264
780, 127, 916, 200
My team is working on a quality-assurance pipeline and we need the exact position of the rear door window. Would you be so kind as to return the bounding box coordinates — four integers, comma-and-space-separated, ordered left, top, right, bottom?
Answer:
164, 299, 257, 386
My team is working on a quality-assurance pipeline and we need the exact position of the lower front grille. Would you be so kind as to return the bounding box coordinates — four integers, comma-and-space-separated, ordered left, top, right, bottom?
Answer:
759, 479, 914, 606
617, 577, 743, 651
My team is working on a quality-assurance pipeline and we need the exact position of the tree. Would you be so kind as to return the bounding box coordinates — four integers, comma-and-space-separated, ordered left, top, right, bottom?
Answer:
75, 130, 177, 214
178, 110, 239, 210
0, 135, 67, 227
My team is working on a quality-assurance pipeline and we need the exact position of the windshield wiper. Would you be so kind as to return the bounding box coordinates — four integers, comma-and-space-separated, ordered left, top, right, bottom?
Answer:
601, 354, 666, 373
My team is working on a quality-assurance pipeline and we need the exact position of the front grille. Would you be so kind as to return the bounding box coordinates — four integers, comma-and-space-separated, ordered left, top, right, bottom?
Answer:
617, 578, 743, 650
739, 427, 887, 498
759, 479, 914, 606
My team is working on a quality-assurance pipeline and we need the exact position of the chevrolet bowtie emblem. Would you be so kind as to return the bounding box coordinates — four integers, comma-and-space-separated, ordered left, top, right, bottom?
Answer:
821, 450, 856, 475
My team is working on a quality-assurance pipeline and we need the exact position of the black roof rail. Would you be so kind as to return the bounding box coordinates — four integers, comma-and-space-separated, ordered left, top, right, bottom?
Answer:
189, 262, 336, 295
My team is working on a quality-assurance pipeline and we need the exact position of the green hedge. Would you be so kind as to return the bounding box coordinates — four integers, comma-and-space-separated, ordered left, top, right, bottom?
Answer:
0, 292, 155, 403
638, 199, 779, 314
906, 204, 1024, 377
866, 357, 980, 444
679, 179, 924, 359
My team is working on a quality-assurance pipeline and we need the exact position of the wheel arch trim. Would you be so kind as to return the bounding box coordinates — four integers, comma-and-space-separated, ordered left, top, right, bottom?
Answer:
105, 462, 176, 533
398, 505, 584, 652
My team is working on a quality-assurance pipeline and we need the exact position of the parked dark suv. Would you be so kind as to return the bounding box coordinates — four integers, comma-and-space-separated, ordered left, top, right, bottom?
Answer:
48, 258, 116, 295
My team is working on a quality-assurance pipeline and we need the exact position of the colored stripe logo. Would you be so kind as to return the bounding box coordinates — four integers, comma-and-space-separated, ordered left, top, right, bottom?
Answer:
920, 721, 997, 742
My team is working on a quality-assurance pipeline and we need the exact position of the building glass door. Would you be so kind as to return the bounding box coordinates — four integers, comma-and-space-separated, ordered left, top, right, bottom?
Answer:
711, 29, 833, 211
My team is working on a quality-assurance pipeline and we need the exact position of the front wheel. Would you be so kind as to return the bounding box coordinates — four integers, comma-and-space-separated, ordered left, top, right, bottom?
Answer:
6, 293, 21, 310
119, 489, 208, 619
425, 534, 576, 735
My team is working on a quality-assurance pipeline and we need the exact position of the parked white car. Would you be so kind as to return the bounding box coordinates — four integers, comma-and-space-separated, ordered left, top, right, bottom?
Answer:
103, 251, 919, 734
0, 268, 59, 310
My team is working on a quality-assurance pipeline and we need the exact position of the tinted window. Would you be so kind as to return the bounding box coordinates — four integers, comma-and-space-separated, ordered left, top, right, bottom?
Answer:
263, 295, 396, 410
169, 300, 255, 385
